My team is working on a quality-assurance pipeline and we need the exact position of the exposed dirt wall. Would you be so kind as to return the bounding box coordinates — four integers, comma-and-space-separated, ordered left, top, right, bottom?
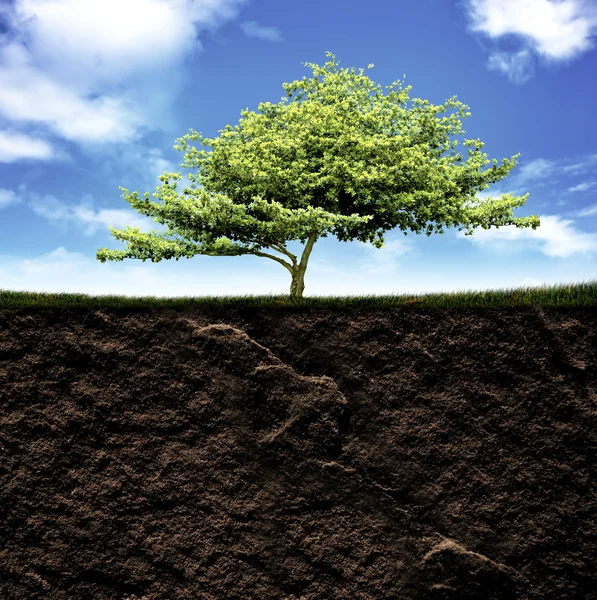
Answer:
1, 306, 595, 599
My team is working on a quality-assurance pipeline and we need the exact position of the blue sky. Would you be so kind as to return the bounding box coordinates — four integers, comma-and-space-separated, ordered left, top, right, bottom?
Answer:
1, 0, 596, 299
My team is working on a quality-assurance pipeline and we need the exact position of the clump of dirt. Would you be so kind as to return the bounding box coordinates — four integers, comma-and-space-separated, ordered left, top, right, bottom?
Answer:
0, 304, 595, 599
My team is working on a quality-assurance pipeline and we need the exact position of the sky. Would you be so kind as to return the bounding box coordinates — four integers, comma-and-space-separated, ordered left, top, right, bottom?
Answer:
1, 0, 596, 300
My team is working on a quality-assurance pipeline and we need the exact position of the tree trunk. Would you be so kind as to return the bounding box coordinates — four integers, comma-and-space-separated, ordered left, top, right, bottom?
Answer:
288, 232, 318, 299
289, 265, 306, 298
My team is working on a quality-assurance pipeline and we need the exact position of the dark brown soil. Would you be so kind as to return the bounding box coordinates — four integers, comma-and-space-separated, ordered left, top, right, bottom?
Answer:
0, 304, 595, 599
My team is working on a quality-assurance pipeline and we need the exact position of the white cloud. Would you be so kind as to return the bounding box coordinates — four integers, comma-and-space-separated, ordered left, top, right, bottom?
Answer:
560, 153, 597, 175
346, 199, 597, 273
464, 0, 597, 82
239, 20, 284, 42
509, 157, 556, 183
0, 43, 145, 145
27, 191, 169, 237
485, 156, 597, 198
0, 183, 28, 209
0, 129, 66, 163
0, 0, 249, 162
354, 237, 419, 275
567, 181, 597, 192
577, 203, 597, 217
0, 188, 22, 209
486, 48, 536, 84
455, 213, 597, 258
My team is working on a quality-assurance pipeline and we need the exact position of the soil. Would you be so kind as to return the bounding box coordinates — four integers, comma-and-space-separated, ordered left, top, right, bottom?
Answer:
0, 304, 595, 599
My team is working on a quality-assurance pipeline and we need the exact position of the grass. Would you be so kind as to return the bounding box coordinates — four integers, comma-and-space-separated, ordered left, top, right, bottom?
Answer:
0, 279, 596, 309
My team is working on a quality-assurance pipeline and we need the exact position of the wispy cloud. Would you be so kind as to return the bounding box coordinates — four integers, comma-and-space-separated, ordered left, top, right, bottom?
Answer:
93, 142, 182, 208
509, 157, 556, 183
0, 129, 67, 163
567, 181, 597, 192
355, 238, 418, 275
486, 48, 536, 85
239, 20, 284, 42
463, 0, 597, 83
560, 153, 597, 175
26, 189, 170, 238
577, 204, 597, 217
0, 187, 23, 209
485, 156, 597, 199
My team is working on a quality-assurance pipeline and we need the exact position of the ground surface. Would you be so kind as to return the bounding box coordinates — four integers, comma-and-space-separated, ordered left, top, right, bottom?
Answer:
0, 304, 595, 599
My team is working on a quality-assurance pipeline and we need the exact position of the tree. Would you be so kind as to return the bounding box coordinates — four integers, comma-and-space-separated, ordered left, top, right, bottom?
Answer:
96, 51, 540, 299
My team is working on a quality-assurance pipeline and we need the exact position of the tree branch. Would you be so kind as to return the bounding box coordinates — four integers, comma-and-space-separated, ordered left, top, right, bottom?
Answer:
298, 232, 318, 269
268, 241, 298, 266
245, 235, 298, 267
252, 250, 294, 273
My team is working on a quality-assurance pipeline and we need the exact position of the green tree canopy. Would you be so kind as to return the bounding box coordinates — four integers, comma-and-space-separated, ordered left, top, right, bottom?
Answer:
97, 51, 540, 298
